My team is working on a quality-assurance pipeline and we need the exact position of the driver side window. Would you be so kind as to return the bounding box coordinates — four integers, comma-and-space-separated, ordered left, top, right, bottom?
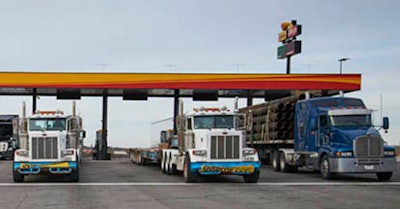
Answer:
319, 115, 327, 128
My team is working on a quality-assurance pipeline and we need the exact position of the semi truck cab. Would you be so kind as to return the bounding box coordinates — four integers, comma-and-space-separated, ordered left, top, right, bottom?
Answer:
13, 102, 85, 182
163, 100, 261, 183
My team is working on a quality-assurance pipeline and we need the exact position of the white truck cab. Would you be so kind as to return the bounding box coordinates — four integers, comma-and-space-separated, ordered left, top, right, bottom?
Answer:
162, 99, 260, 183
13, 102, 85, 182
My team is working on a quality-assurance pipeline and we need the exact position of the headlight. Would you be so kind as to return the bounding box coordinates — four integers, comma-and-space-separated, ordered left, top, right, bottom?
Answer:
243, 149, 257, 156
384, 150, 395, 157
192, 150, 207, 156
15, 150, 29, 157
62, 149, 75, 156
336, 151, 353, 157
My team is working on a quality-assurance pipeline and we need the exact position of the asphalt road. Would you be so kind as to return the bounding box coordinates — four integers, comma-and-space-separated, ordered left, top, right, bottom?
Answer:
0, 158, 399, 209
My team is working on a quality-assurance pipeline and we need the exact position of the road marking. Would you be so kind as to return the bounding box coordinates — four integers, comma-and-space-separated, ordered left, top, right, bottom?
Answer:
1, 182, 400, 187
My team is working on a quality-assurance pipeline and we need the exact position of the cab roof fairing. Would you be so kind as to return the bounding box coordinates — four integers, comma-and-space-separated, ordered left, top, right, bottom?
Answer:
327, 108, 373, 116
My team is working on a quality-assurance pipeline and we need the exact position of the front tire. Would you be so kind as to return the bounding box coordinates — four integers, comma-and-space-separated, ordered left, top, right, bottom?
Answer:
243, 171, 260, 183
68, 169, 79, 182
13, 170, 24, 182
183, 154, 198, 183
376, 172, 392, 181
320, 155, 335, 180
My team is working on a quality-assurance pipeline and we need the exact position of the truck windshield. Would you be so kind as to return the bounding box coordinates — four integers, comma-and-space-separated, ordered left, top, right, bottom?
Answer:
29, 118, 67, 131
194, 115, 234, 129
329, 115, 371, 127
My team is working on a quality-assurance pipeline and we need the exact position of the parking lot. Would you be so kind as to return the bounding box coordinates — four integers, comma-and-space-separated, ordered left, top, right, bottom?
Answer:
0, 158, 399, 209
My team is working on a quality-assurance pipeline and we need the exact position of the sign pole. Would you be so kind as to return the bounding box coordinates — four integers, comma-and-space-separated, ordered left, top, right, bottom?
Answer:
286, 55, 291, 74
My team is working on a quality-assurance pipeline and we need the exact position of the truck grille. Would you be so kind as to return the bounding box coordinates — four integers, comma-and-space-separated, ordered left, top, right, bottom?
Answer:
354, 136, 384, 158
31, 137, 58, 159
210, 135, 240, 159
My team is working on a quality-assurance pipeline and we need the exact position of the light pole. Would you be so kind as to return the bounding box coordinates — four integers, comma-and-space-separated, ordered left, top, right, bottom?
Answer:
338, 58, 350, 74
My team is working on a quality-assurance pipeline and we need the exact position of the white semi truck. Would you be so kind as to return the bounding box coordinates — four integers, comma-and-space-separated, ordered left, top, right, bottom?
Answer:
162, 99, 261, 183
0, 114, 19, 160
12, 101, 85, 182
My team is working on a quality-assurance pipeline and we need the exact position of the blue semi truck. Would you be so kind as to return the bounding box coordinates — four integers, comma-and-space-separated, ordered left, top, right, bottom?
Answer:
240, 93, 397, 181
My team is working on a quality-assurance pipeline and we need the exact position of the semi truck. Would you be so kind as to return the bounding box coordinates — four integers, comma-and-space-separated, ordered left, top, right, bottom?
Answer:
12, 101, 86, 182
130, 129, 177, 166
0, 114, 19, 160
240, 92, 397, 181
162, 98, 260, 183
130, 118, 175, 165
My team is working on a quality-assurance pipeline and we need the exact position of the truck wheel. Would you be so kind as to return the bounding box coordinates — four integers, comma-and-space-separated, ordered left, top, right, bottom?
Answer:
68, 169, 79, 182
243, 171, 260, 183
280, 152, 290, 172
320, 155, 335, 180
68, 159, 79, 182
171, 164, 178, 175
272, 151, 281, 171
161, 153, 166, 173
167, 153, 176, 175
376, 172, 392, 181
183, 154, 197, 183
13, 170, 24, 183
138, 154, 143, 165
166, 154, 172, 175
279, 152, 298, 173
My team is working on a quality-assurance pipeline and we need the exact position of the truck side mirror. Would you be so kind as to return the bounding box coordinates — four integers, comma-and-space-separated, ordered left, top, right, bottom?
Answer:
82, 130, 86, 138
382, 117, 389, 130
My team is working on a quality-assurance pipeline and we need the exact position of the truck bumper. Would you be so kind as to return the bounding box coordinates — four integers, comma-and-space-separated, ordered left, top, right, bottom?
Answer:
13, 161, 78, 175
191, 161, 261, 175
330, 158, 397, 173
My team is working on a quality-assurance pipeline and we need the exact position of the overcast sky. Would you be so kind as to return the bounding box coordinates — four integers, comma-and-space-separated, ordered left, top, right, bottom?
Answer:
0, 0, 399, 147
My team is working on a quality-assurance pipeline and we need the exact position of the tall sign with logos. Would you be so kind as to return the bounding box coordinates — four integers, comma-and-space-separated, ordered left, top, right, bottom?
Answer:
277, 20, 302, 74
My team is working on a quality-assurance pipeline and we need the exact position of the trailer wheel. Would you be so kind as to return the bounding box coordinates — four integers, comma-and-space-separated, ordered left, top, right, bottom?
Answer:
320, 155, 335, 180
376, 172, 392, 181
243, 170, 260, 183
13, 170, 24, 183
272, 151, 281, 171
183, 154, 197, 183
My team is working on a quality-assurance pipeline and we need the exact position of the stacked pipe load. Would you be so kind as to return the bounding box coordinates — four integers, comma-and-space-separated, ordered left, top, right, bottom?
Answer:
240, 95, 298, 143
